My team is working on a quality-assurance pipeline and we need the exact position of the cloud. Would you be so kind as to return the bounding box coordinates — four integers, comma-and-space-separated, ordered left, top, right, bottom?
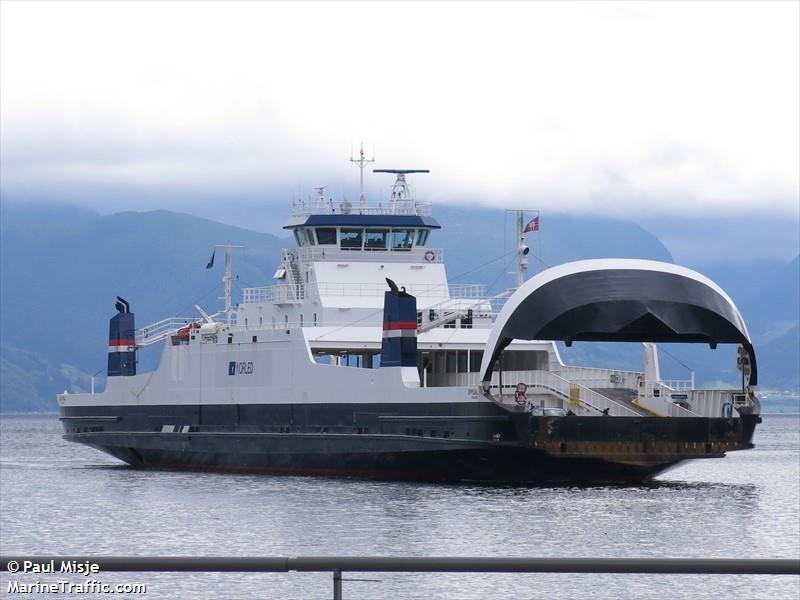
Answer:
1, 1, 798, 217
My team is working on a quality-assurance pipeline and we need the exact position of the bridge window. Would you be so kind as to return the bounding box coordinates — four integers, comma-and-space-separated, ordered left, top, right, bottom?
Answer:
364, 229, 388, 250
293, 229, 304, 246
416, 229, 429, 246
340, 228, 364, 250
316, 228, 337, 245
391, 229, 414, 250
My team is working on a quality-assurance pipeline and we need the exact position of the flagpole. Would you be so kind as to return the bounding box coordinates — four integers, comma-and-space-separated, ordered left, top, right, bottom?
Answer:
516, 211, 526, 289
510, 209, 539, 289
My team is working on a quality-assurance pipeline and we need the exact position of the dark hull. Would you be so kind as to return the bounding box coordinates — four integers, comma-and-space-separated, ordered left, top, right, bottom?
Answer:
60, 402, 760, 484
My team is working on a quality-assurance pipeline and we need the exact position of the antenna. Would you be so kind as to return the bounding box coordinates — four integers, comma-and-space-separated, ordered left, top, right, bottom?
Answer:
373, 169, 429, 213
313, 185, 328, 211
350, 142, 375, 212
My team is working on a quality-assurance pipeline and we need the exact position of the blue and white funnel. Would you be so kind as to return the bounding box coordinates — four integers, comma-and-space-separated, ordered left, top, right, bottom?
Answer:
107, 296, 137, 377
380, 278, 417, 368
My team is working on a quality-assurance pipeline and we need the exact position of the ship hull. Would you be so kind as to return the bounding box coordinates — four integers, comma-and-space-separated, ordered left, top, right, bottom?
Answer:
60, 403, 759, 484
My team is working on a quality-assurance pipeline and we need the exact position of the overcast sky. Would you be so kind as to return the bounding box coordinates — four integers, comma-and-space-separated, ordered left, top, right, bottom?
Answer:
2, 1, 799, 230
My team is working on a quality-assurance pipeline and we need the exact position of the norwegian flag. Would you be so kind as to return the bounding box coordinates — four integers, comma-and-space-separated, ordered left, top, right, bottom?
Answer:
523, 215, 540, 233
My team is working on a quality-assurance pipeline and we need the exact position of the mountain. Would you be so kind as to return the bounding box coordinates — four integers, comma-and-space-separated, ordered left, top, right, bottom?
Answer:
0, 202, 796, 411
0, 204, 286, 411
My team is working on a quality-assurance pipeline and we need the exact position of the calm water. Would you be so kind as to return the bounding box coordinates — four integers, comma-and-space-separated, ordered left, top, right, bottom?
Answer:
1, 414, 798, 599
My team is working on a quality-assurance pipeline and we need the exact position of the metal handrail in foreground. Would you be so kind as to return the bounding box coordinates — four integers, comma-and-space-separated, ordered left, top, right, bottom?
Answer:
3, 556, 798, 600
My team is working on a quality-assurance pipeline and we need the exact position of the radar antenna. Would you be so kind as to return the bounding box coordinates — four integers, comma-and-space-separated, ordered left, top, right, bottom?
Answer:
350, 142, 375, 212
373, 169, 429, 214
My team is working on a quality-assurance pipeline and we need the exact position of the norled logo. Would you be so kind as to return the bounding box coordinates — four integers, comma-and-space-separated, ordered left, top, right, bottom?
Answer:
228, 361, 254, 376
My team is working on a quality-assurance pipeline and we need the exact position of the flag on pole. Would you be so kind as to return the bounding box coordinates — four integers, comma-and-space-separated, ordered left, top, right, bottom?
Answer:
523, 216, 540, 233
206, 249, 215, 269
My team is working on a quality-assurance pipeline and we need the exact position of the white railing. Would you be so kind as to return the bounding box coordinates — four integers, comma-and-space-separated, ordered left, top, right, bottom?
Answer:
683, 389, 750, 418
493, 370, 640, 417
553, 366, 644, 389
435, 370, 638, 417
136, 317, 196, 347
448, 284, 488, 298
242, 285, 304, 304
291, 199, 433, 217
241, 282, 488, 304
298, 246, 444, 263
660, 379, 694, 391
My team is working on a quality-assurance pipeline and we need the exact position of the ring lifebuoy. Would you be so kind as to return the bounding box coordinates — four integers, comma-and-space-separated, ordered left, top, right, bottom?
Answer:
514, 382, 528, 405
424, 250, 435, 262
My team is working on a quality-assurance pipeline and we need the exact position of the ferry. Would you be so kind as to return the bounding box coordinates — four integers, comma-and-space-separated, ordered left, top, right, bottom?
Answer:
58, 154, 761, 483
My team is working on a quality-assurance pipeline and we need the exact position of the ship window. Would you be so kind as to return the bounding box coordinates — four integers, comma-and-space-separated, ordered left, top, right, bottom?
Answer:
390, 229, 414, 250
306, 229, 316, 245
446, 351, 457, 373
340, 228, 364, 250
313, 313, 317, 326
416, 229, 429, 246
300, 314, 304, 327
364, 229, 388, 250
293, 229, 305, 247
316, 228, 337, 244
457, 351, 468, 373
469, 351, 483, 372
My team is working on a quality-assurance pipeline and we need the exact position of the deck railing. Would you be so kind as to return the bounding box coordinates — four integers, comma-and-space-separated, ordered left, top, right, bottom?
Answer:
297, 246, 444, 263
241, 282, 487, 304
482, 370, 640, 417
291, 199, 433, 217
135, 317, 195, 347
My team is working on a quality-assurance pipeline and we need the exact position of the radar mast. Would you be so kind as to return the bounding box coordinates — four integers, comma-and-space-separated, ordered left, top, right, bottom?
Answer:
373, 169, 430, 214
350, 142, 375, 212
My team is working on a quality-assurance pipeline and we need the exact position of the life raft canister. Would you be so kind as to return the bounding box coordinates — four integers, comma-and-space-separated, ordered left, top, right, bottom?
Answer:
424, 250, 435, 262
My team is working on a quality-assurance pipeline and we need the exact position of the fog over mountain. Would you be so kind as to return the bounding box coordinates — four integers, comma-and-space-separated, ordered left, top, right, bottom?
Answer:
1, 202, 796, 412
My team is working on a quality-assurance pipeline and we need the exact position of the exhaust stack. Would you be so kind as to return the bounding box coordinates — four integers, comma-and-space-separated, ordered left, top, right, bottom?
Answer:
381, 278, 417, 368
108, 296, 136, 377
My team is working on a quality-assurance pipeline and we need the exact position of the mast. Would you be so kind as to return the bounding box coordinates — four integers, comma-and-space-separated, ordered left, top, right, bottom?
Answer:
350, 142, 375, 212
516, 211, 526, 289
224, 243, 233, 324
509, 209, 539, 288
213, 242, 243, 325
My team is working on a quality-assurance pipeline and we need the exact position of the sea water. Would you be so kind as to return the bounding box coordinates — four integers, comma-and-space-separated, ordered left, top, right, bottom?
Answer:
1, 414, 798, 599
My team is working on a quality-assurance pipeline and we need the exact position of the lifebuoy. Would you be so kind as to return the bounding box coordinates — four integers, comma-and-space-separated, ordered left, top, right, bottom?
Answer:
514, 382, 528, 405
424, 250, 435, 262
